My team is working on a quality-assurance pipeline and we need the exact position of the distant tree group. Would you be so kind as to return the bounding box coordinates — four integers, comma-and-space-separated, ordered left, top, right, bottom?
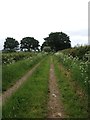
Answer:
3, 31, 71, 52
3, 37, 40, 52
41, 32, 71, 52
4, 37, 19, 52
20, 37, 40, 51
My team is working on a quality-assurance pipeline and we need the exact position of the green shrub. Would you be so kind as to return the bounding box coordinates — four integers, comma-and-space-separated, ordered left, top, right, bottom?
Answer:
61, 45, 90, 61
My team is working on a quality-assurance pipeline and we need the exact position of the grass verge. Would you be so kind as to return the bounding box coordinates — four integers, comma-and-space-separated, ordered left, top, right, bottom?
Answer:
53, 57, 88, 118
2, 56, 50, 118
2, 54, 44, 91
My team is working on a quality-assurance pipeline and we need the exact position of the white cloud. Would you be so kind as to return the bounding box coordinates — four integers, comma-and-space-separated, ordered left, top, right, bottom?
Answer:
0, 0, 89, 50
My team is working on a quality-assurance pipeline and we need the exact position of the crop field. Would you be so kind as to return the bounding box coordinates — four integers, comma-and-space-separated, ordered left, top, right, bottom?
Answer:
1, 46, 90, 119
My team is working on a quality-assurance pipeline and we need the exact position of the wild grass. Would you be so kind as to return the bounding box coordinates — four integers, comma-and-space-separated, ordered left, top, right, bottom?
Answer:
53, 57, 88, 118
2, 54, 44, 91
2, 52, 36, 65
61, 45, 90, 61
2, 56, 50, 118
55, 52, 88, 93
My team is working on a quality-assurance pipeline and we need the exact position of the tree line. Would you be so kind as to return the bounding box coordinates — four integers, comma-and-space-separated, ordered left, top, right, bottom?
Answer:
3, 32, 71, 52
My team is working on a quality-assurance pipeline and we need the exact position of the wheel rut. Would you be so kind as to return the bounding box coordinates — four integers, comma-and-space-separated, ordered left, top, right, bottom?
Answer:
47, 58, 66, 118
0, 62, 40, 104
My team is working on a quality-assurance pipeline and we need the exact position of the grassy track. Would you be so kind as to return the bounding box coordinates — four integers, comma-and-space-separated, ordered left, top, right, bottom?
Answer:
2, 56, 50, 118
53, 57, 88, 118
2, 54, 44, 91
55, 52, 88, 93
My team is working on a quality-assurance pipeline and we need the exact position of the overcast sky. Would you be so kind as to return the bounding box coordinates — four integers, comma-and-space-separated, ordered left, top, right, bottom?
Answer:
0, 0, 89, 50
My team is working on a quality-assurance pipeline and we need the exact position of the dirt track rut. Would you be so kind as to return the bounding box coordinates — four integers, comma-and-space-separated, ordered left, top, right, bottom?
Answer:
47, 58, 66, 118
1, 62, 40, 104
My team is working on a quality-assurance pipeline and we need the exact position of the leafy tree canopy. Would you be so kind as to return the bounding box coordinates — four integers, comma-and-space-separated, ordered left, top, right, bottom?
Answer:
20, 37, 40, 51
4, 37, 19, 52
42, 32, 71, 52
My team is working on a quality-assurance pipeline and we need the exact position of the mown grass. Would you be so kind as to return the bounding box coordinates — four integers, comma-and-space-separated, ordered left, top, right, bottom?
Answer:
2, 56, 50, 118
53, 57, 88, 118
2, 54, 44, 91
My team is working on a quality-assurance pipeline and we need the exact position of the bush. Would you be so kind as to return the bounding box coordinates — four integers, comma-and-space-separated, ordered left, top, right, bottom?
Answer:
61, 45, 90, 61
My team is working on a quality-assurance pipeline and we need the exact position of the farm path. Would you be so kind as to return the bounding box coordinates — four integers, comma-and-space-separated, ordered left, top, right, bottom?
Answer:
47, 57, 66, 118
1, 62, 40, 104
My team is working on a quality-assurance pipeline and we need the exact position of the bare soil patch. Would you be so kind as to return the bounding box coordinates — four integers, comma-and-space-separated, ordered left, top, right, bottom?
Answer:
47, 59, 66, 118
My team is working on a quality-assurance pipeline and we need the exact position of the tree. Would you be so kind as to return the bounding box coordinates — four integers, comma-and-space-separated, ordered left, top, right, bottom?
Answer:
42, 32, 71, 52
41, 42, 48, 51
4, 37, 19, 52
20, 37, 40, 51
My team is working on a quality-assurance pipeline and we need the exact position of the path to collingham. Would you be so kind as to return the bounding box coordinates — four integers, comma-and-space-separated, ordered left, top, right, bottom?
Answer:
47, 58, 66, 118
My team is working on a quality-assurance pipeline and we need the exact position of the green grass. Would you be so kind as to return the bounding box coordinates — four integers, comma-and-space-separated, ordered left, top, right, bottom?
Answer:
2, 54, 44, 91
2, 52, 36, 65
0, 101, 2, 119
2, 56, 50, 118
55, 53, 88, 93
53, 57, 88, 118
